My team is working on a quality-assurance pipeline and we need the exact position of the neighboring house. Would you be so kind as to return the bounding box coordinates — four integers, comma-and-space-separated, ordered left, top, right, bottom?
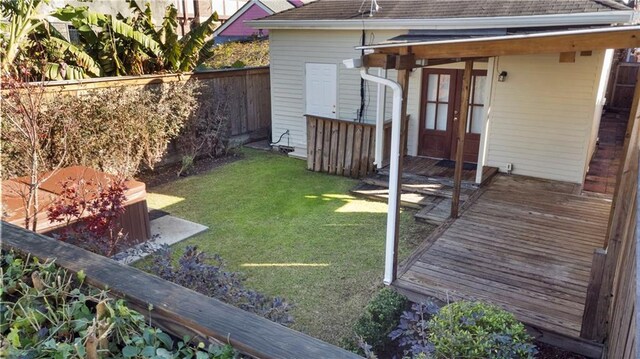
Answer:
213, 0, 310, 44
250, 0, 634, 185
46, 1, 214, 39
213, 0, 249, 21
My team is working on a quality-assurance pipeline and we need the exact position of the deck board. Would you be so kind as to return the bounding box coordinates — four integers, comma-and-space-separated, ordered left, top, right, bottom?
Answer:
395, 174, 612, 339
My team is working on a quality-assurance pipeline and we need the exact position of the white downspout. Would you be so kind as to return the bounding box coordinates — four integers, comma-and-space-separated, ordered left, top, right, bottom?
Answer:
360, 68, 403, 285
374, 68, 387, 169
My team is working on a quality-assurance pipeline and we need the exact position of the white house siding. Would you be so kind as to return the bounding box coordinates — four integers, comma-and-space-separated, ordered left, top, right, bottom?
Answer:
484, 51, 606, 183
269, 29, 489, 157
269, 29, 406, 155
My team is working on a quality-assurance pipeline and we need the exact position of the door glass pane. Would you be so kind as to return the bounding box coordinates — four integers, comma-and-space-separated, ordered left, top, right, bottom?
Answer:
425, 103, 436, 130
471, 106, 484, 134
438, 75, 450, 102
436, 104, 448, 131
427, 74, 438, 101
473, 76, 486, 104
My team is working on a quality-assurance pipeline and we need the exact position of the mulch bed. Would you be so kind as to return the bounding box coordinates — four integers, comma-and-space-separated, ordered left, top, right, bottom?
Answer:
136, 151, 244, 189
536, 342, 586, 359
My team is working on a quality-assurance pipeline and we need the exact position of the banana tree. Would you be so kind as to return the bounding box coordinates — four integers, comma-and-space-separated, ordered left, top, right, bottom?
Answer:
1, 0, 102, 80
50, 5, 164, 77
126, 0, 219, 72
0, 0, 53, 76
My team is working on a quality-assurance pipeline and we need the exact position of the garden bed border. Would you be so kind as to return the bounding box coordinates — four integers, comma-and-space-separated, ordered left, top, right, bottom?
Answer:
1, 222, 362, 359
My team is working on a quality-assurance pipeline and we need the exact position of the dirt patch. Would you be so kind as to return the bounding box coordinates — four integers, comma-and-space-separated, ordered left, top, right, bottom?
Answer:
136, 151, 244, 189
536, 342, 587, 359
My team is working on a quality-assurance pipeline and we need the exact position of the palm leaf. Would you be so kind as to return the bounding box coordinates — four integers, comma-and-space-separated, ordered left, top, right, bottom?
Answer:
158, 4, 180, 70
44, 62, 88, 80
197, 37, 216, 66
52, 6, 162, 58
108, 16, 163, 57
47, 37, 103, 77
178, 12, 219, 72
126, 0, 156, 35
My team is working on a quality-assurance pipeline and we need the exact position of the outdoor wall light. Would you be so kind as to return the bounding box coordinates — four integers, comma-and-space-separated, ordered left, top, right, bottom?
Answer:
498, 71, 508, 82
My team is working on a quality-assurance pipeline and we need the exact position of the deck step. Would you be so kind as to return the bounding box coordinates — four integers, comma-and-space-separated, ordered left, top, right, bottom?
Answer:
414, 197, 452, 225
377, 169, 481, 190
362, 173, 471, 200
350, 183, 440, 210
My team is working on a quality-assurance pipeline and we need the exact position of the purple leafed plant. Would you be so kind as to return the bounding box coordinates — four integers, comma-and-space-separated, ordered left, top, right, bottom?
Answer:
389, 302, 439, 357
148, 245, 294, 326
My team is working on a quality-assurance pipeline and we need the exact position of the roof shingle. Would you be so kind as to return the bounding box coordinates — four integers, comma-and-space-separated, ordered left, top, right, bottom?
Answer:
263, 0, 630, 21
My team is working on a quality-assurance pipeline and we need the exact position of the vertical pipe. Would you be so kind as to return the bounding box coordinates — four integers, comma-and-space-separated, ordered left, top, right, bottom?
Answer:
375, 68, 387, 168
360, 68, 402, 285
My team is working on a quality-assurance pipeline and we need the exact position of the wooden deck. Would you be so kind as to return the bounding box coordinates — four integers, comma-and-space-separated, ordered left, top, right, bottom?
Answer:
394, 174, 612, 339
379, 156, 498, 187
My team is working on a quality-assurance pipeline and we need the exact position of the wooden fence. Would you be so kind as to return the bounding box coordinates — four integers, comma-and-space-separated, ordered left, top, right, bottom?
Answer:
41, 67, 272, 141
581, 71, 639, 358
609, 62, 640, 110
306, 115, 408, 178
1, 223, 362, 359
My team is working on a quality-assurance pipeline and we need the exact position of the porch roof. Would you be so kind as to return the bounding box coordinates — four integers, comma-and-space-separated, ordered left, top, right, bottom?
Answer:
358, 25, 640, 61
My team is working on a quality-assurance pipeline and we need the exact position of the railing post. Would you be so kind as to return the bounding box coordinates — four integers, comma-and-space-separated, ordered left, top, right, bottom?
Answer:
580, 248, 607, 340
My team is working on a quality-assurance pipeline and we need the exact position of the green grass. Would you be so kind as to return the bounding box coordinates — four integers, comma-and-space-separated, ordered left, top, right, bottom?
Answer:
141, 148, 433, 344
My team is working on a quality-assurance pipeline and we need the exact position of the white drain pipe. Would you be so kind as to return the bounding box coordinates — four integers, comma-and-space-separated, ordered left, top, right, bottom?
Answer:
374, 69, 387, 169
360, 67, 403, 285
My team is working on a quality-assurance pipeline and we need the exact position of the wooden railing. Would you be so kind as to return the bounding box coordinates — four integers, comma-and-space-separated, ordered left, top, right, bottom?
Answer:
306, 115, 408, 178
1, 223, 362, 359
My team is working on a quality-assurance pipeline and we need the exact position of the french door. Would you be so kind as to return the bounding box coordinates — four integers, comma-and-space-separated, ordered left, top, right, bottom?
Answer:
418, 68, 487, 163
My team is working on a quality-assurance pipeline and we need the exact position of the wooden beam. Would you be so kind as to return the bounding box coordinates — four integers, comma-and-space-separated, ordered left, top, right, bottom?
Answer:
363, 53, 396, 69
395, 54, 416, 70
583, 69, 640, 342
451, 60, 474, 218
362, 53, 415, 70
390, 47, 412, 283
377, 28, 640, 60
559, 52, 576, 63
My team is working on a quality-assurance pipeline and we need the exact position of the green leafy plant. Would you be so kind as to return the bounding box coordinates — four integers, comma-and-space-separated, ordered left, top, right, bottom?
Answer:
178, 155, 196, 177
0, 0, 106, 80
0, 250, 236, 358
203, 40, 269, 69
347, 288, 409, 355
427, 301, 537, 359
46, 0, 220, 77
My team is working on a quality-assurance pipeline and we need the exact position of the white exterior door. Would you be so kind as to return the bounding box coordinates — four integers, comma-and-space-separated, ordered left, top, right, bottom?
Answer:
305, 63, 337, 118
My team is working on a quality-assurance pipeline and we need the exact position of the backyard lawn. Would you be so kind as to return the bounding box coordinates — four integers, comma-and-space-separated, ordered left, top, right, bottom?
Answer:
142, 148, 433, 344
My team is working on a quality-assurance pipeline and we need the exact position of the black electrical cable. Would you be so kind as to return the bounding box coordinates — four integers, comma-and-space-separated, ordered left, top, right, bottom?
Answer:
270, 130, 290, 146
358, 28, 366, 123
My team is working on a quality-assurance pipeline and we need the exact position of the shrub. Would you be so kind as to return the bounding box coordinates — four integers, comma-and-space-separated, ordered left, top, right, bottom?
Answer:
46, 178, 128, 257
0, 250, 235, 358
428, 301, 537, 359
350, 288, 409, 355
55, 82, 199, 177
147, 245, 294, 326
389, 301, 440, 357
1, 81, 200, 179
203, 40, 269, 69
176, 84, 230, 169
